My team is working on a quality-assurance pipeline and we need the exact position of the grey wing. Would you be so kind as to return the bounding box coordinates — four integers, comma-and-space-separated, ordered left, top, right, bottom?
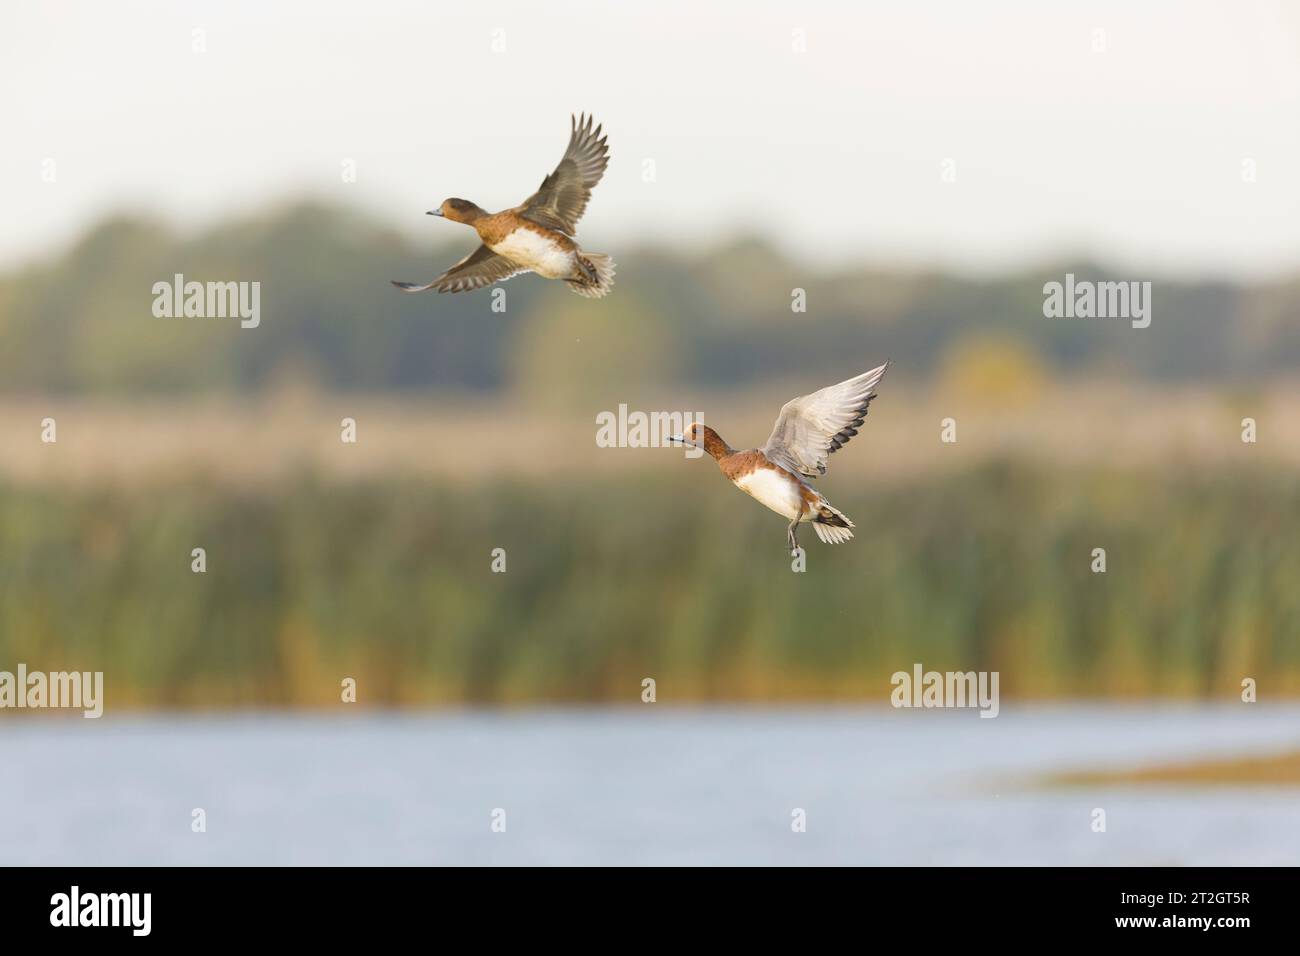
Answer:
391, 244, 528, 294
518, 113, 609, 235
761, 362, 890, 478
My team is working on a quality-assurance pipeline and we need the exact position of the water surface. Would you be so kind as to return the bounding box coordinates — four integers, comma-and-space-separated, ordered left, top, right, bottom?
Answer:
3, 705, 1297, 865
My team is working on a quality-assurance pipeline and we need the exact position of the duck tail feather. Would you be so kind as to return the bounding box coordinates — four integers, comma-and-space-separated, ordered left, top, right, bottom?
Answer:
568, 252, 616, 298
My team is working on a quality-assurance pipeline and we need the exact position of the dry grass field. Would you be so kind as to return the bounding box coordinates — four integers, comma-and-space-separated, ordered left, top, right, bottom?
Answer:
0, 380, 1293, 488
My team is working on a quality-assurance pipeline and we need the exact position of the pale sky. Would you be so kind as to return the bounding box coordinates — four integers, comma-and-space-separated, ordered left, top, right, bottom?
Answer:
3, 0, 1299, 278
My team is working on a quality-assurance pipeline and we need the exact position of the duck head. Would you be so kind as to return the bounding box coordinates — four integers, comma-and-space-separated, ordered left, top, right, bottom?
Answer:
428, 198, 487, 224
668, 422, 730, 460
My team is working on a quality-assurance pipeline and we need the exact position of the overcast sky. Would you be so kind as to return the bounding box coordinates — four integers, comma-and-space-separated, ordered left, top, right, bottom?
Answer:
3, 0, 1299, 278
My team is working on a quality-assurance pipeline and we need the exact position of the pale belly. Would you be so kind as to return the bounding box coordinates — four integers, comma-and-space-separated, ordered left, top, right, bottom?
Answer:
733, 468, 810, 521
490, 228, 576, 279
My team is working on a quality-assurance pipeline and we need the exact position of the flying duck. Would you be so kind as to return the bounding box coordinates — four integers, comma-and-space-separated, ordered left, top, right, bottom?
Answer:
392, 113, 614, 298
670, 363, 890, 554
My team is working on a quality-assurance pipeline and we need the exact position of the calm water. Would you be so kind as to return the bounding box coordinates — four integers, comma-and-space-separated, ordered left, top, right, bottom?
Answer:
2, 705, 1298, 865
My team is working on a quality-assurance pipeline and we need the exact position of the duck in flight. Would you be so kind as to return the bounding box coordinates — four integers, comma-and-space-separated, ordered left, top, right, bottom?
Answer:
392, 113, 614, 298
669, 363, 890, 554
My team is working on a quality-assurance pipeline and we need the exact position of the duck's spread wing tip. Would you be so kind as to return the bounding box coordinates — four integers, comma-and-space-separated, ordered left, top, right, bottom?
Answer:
391, 279, 439, 292
519, 112, 611, 234
761, 363, 891, 478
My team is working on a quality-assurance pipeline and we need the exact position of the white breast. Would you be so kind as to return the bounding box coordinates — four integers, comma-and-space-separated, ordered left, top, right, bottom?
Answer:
491, 228, 575, 279
734, 467, 806, 521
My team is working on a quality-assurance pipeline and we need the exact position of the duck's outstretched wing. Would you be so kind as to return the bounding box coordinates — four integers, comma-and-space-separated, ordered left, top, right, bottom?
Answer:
518, 113, 609, 235
391, 244, 528, 294
761, 362, 890, 479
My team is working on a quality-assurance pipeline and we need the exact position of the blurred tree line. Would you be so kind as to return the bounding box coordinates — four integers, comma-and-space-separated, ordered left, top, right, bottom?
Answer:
1, 201, 1297, 396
